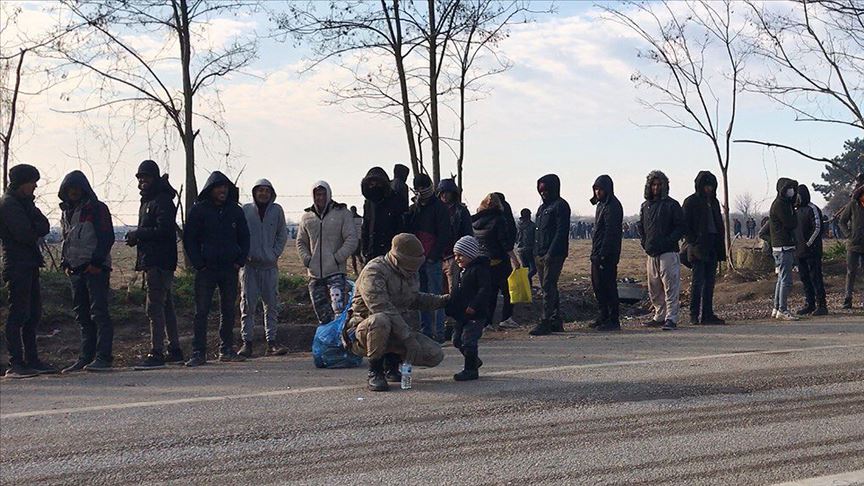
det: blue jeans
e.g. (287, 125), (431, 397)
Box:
(772, 249), (795, 312)
(419, 260), (444, 340)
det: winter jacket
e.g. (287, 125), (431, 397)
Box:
(243, 179), (288, 269)
(183, 171), (250, 271)
(496, 193), (518, 247)
(297, 181), (359, 279)
(682, 171), (727, 262)
(443, 203), (473, 259)
(516, 218), (536, 252)
(839, 185), (864, 254)
(794, 185), (823, 259)
(769, 178), (799, 248)
(58, 171), (115, 272)
(392, 164), (410, 214)
(590, 175), (623, 264)
(472, 208), (515, 261)
(361, 167), (405, 260)
(0, 189), (50, 269)
(636, 170), (685, 257)
(130, 174), (178, 271)
(535, 174), (571, 258)
(445, 256), (493, 321)
(404, 195), (451, 262)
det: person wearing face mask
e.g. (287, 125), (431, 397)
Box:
(529, 174), (571, 336)
(767, 178), (799, 321)
(360, 167), (404, 261)
(794, 184), (827, 316)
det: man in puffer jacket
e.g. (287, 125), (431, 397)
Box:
(839, 183), (864, 308)
(297, 181), (358, 326)
(768, 178), (799, 321)
(183, 171), (250, 366)
(589, 174), (623, 332)
(636, 170), (685, 331)
(682, 171), (726, 325)
(238, 179), (289, 358)
(345, 233), (449, 391)
(360, 167), (404, 261)
(58, 170), (116, 373)
(529, 174), (571, 336)
(794, 184), (827, 316)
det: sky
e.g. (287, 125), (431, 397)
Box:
(2, 1), (860, 227)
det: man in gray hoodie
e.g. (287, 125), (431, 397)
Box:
(238, 179), (289, 358)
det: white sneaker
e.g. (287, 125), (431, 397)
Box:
(771, 309), (778, 319)
(499, 318), (520, 329)
(776, 310), (798, 321)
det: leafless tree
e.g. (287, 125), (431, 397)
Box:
(601, 0), (751, 262)
(734, 191), (760, 218)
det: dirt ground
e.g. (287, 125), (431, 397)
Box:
(0, 237), (859, 368)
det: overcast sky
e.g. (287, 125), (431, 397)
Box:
(4, 1), (859, 226)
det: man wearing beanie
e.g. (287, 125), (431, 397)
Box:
(404, 173), (451, 342)
(345, 233), (449, 391)
(445, 235), (492, 381)
(127, 160), (184, 369)
(0, 164), (56, 378)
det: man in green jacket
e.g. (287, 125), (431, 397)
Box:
(840, 184), (864, 308)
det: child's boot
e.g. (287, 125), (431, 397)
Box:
(454, 347), (479, 381)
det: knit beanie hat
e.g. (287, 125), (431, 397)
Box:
(413, 173), (434, 201)
(453, 236), (481, 260)
(388, 233), (426, 273)
(136, 159), (160, 178)
(9, 164), (40, 190)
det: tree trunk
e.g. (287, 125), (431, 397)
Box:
(427, 0), (441, 185)
(456, 74), (466, 192)
(178, 0), (197, 218)
(721, 167), (732, 263)
(390, 0), (420, 176)
(2, 49), (25, 193)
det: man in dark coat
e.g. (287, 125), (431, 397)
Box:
(516, 208), (537, 286)
(588, 175), (623, 331)
(0, 164), (55, 378)
(126, 160), (183, 369)
(361, 167), (404, 261)
(529, 174), (571, 336)
(767, 178), (799, 320)
(182, 171), (250, 366)
(794, 184), (827, 316)
(392, 164), (410, 214)
(681, 171), (726, 325)
(839, 184), (864, 308)
(437, 178), (473, 340)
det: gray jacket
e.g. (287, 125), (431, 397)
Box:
(243, 179), (288, 268)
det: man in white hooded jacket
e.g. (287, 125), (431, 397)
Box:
(297, 181), (359, 325)
(239, 179), (289, 358)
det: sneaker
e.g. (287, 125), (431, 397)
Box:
(776, 310), (799, 321)
(661, 320), (677, 331)
(812, 306), (828, 316)
(185, 353), (207, 367)
(4, 365), (39, 379)
(701, 315), (727, 325)
(367, 371), (389, 392)
(83, 357), (113, 372)
(529, 321), (552, 336)
(62, 358), (90, 374)
(26, 360), (59, 375)
(166, 348), (185, 364)
(266, 342), (288, 356)
(453, 369), (479, 381)
(499, 318), (520, 329)
(796, 305), (815, 316)
(219, 350), (246, 362)
(643, 319), (664, 328)
(771, 309), (778, 319)
(238, 341), (253, 358)
(134, 353), (166, 371)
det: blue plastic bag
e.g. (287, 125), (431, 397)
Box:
(312, 281), (363, 369)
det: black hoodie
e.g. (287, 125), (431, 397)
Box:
(535, 174), (571, 258)
(637, 170), (685, 257)
(590, 175), (623, 263)
(182, 171), (249, 270)
(360, 166), (405, 260)
(130, 163), (178, 271)
(682, 171), (726, 262)
(391, 164), (410, 214)
(768, 177), (798, 248)
(58, 170), (115, 271)
(794, 184), (823, 259)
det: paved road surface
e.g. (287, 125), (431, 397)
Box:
(2, 320), (863, 485)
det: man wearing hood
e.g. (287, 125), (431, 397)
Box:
(588, 175), (623, 332)
(529, 174), (571, 336)
(238, 179), (288, 358)
(126, 160), (183, 370)
(682, 171), (727, 325)
(58, 170), (116, 373)
(183, 171), (250, 366)
(0, 164), (55, 378)
(404, 174), (452, 341)
(637, 171), (685, 330)
(297, 181), (358, 327)
(516, 208), (537, 287)
(437, 178), (473, 339)
(839, 183), (864, 308)
(794, 184), (827, 316)
(392, 163), (410, 214)
(345, 233), (449, 391)
(765, 178), (799, 320)
(360, 167), (405, 261)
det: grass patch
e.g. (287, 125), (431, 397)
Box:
(824, 241), (847, 262)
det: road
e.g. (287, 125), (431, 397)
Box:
(2, 319), (863, 485)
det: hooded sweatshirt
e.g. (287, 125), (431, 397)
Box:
(535, 174), (571, 258)
(58, 170), (115, 271)
(361, 167), (404, 260)
(682, 171), (726, 262)
(132, 161), (178, 271)
(637, 170), (685, 257)
(297, 180), (359, 279)
(794, 185), (823, 259)
(590, 175), (623, 263)
(392, 164), (410, 214)
(243, 179), (288, 268)
(437, 178), (473, 259)
(839, 184), (864, 253)
(769, 177), (799, 249)
(182, 171), (250, 270)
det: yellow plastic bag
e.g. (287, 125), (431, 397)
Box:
(508, 267), (532, 304)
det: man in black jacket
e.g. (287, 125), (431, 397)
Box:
(529, 174), (571, 336)
(794, 184), (827, 316)
(767, 178), (799, 321)
(361, 167), (404, 261)
(839, 184), (864, 308)
(404, 173), (451, 341)
(392, 164), (410, 214)
(588, 175), (623, 331)
(682, 171), (726, 325)
(126, 160), (183, 369)
(0, 165), (56, 378)
(183, 171), (250, 366)
(516, 208), (537, 286)
(637, 171), (685, 331)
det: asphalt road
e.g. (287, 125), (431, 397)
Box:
(2, 319), (863, 485)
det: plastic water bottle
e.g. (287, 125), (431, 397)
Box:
(400, 362), (413, 390)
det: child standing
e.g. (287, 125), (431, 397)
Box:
(446, 236), (493, 381)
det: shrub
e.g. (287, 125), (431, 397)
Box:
(824, 241), (847, 262)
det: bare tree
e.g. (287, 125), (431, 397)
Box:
(734, 191), (760, 218)
(601, 0), (750, 262)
